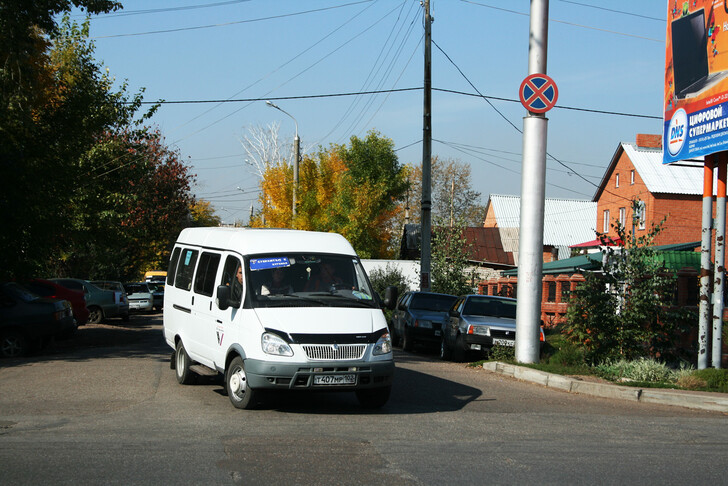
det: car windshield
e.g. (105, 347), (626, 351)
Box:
(463, 297), (517, 319)
(246, 253), (377, 309)
(2, 282), (40, 302)
(409, 293), (457, 312)
(147, 283), (164, 292)
(124, 284), (148, 294)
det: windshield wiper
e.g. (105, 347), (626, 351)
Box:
(306, 293), (376, 307)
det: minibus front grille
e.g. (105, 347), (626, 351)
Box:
(302, 344), (366, 360)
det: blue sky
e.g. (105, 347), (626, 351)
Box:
(75, 0), (666, 225)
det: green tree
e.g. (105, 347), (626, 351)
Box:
(563, 214), (686, 363)
(0, 13), (141, 279)
(190, 199), (222, 228)
(252, 130), (409, 258)
(431, 217), (474, 296)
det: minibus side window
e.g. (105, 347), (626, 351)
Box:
(221, 256), (243, 307)
(175, 249), (199, 291)
(167, 247), (181, 286)
(194, 252), (221, 297)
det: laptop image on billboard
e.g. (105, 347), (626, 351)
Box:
(672, 8), (728, 99)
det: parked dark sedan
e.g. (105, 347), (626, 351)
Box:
(21, 278), (90, 326)
(390, 291), (458, 351)
(0, 282), (75, 358)
(440, 294), (544, 361)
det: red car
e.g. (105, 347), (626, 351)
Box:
(21, 279), (90, 326)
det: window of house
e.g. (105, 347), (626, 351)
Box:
(634, 201), (646, 230)
(630, 170), (635, 185)
(615, 173), (620, 188)
(547, 281), (556, 302)
(603, 209), (610, 233)
(619, 207), (626, 227)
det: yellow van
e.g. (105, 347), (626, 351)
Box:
(144, 270), (167, 283)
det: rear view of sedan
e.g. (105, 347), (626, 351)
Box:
(123, 283), (154, 313)
(440, 294), (544, 361)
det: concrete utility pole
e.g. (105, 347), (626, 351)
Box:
(713, 158), (726, 368)
(265, 100), (300, 219)
(515, 0), (550, 364)
(420, 0), (432, 292)
(699, 156), (714, 369)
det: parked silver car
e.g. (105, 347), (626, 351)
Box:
(52, 279), (129, 324)
(440, 294), (544, 361)
(123, 282), (154, 313)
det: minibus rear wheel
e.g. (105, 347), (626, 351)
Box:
(175, 341), (196, 385)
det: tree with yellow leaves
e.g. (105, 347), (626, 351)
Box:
(251, 131), (408, 258)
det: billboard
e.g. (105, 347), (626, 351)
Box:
(664, 1), (728, 163)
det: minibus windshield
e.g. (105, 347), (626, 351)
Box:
(246, 253), (378, 308)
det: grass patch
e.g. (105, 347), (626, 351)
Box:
(472, 329), (728, 393)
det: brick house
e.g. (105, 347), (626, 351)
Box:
(594, 133), (707, 245)
(483, 194), (597, 263)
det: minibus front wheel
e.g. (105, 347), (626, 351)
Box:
(226, 356), (259, 409)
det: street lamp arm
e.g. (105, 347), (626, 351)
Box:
(266, 100), (298, 138)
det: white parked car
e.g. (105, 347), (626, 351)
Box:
(122, 282), (154, 313)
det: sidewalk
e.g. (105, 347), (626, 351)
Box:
(482, 361), (728, 413)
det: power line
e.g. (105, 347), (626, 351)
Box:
(91, 1), (375, 39)
(557, 0), (666, 22)
(126, 86), (660, 120)
(459, 0), (663, 43)
(83, 0), (253, 19)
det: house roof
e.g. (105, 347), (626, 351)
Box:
(593, 142), (707, 200)
(503, 241), (700, 276)
(398, 224), (515, 267)
(486, 194), (598, 247)
(462, 227), (515, 267)
(503, 254), (601, 276)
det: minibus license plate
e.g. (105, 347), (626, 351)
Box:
(314, 374), (356, 386)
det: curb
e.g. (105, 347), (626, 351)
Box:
(482, 361), (728, 413)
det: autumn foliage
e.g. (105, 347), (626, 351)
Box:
(251, 131), (409, 258)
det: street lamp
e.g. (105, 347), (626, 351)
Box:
(265, 100), (300, 219)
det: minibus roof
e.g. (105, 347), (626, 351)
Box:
(175, 228), (358, 256)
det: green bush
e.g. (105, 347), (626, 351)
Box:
(691, 368), (728, 392)
(489, 344), (515, 362)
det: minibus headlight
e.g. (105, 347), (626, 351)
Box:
(261, 332), (293, 357)
(373, 332), (392, 356)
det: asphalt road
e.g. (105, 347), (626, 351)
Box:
(0, 313), (726, 485)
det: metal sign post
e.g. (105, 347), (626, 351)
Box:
(515, 0), (552, 364)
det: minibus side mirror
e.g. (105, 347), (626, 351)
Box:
(216, 285), (231, 310)
(383, 286), (398, 310)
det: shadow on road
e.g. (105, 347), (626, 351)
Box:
(205, 351), (483, 415)
(0, 313), (169, 369)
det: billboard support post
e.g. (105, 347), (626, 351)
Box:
(713, 156), (726, 368)
(700, 156), (714, 369)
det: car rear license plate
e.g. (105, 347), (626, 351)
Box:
(314, 374), (356, 386)
(493, 338), (515, 347)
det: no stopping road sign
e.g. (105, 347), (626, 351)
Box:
(519, 73), (558, 113)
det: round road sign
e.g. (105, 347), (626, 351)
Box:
(519, 73), (558, 113)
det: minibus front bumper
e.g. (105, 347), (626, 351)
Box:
(244, 358), (394, 390)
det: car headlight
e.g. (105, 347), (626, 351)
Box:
(261, 332), (293, 357)
(467, 325), (490, 336)
(373, 332), (392, 356)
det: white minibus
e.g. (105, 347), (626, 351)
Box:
(163, 227), (395, 409)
